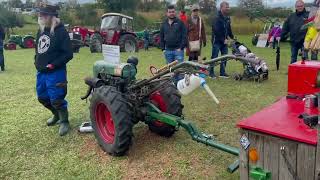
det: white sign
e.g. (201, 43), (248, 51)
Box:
(256, 34), (269, 48)
(102, 44), (120, 64)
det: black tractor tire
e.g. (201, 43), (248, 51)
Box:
(90, 86), (133, 156)
(252, 34), (259, 46)
(23, 37), (35, 48)
(147, 83), (184, 137)
(90, 33), (103, 53)
(119, 34), (139, 52)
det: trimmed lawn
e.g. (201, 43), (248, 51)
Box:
(0, 35), (292, 179)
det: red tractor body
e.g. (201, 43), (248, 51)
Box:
(71, 26), (95, 46)
(71, 13), (141, 53)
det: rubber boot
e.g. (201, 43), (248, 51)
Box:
(47, 107), (60, 126)
(58, 108), (70, 136)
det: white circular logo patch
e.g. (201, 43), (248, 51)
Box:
(38, 35), (50, 54)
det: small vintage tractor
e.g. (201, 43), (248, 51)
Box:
(82, 55), (270, 172)
(4, 34), (35, 50)
(71, 13), (141, 53)
(135, 22), (162, 48)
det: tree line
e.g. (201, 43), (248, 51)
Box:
(0, 0), (293, 32)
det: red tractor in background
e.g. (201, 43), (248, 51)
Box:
(71, 13), (141, 53)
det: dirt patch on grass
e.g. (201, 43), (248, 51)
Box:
(80, 135), (113, 163)
(79, 124), (221, 179)
(122, 128), (174, 179)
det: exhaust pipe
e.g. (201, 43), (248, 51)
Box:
(84, 77), (104, 88)
(81, 77), (104, 100)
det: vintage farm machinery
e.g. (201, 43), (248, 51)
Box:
(4, 34), (35, 50)
(71, 13), (141, 53)
(81, 54), (271, 173)
(135, 22), (162, 48)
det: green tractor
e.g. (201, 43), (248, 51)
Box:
(81, 54), (268, 172)
(4, 34), (35, 50)
(135, 22), (162, 48)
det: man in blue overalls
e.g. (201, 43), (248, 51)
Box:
(35, 4), (73, 136)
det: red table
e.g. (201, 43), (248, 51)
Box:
(237, 97), (318, 145)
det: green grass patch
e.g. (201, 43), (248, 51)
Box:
(0, 35), (292, 179)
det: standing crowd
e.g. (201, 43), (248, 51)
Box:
(160, 1), (233, 79)
(160, 0), (320, 79)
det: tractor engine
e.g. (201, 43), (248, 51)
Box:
(90, 58), (138, 93)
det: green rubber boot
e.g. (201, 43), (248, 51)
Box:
(47, 107), (60, 126)
(58, 108), (70, 136)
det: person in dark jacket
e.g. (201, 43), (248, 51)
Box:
(0, 24), (5, 71)
(281, 0), (309, 64)
(210, 1), (234, 78)
(160, 5), (187, 64)
(35, 4), (73, 136)
(143, 27), (150, 51)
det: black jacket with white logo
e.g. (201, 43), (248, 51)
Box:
(35, 23), (73, 72)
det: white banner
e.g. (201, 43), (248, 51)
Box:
(102, 44), (120, 64)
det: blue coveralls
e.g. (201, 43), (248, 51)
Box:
(36, 68), (68, 110)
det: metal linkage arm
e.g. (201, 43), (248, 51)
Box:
(145, 103), (240, 172)
(203, 55), (262, 67)
(130, 61), (209, 89)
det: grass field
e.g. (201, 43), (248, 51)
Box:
(0, 35), (293, 179)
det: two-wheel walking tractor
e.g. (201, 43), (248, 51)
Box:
(82, 54), (271, 174)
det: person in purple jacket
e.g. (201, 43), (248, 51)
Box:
(268, 23), (282, 49)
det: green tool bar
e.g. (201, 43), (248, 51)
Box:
(146, 103), (239, 156)
(147, 111), (178, 127)
(177, 118), (240, 156)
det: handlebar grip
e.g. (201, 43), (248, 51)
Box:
(157, 60), (179, 73)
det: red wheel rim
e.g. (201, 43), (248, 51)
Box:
(9, 43), (16, 50)
(25, 39), (34, 48)
(150, 92), (167, 126)
(95, 102), (115, 143)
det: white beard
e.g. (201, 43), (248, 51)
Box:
(38, 17), (46, 33)
(37, 16), (61, 35)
